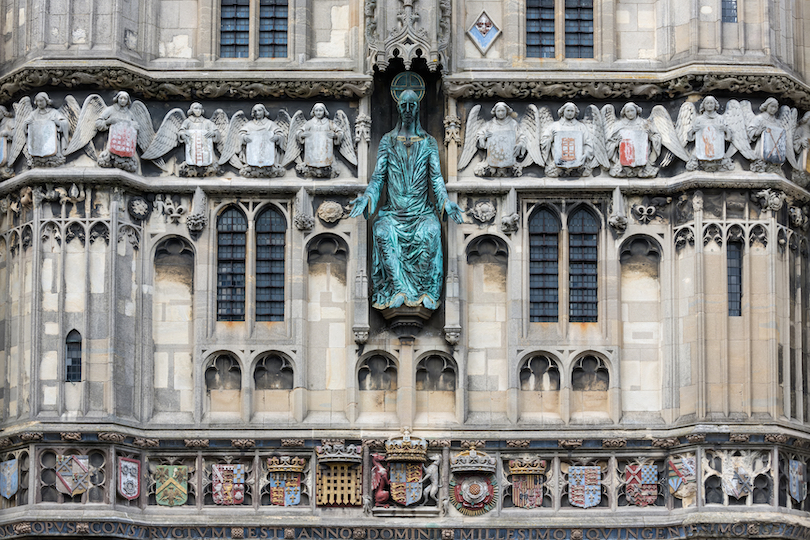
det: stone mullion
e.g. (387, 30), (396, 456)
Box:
(694, 202), (706, 419)
(107, 196), (119, 422)
(719, 227), (729, 417)
(662, 224), (678, 421)
(31, 200), (45, 418)
(245, 219), (256, 333)
(742, 225), (753, 418)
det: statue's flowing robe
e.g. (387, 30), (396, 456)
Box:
(363, 130), (450, 310)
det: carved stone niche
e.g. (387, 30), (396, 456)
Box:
(367, 0), (450, 73)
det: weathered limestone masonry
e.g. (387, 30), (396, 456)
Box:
(1, 0), (810, 539)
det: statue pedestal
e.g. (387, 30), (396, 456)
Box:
(380, 306), (433, 338)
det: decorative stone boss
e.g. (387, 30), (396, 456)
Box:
(350, 88), (464, 318)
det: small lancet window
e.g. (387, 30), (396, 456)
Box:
(65, 330), (82, 382)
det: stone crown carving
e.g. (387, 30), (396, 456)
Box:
(508, 458), (547, 475)
(384, 434), (428, 462)
(316, 442), (363, 463)
(450, 447), (496, 474)
(267, 456), (306, 473)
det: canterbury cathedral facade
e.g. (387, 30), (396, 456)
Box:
(1, 0), (810, 538)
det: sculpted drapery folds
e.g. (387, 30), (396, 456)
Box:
(540, 102), (594, 177)
(350, 89), (464, 312)
(22, 92), (70, 167)
(606, 102), (662, 178)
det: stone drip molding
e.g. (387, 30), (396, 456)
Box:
(0, 62), (373, 103)
(443, 69), (810, 110)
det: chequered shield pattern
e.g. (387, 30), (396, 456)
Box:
(569, 466), (601, 508)
(212, 464), (245, 505)
(625, 464), (657, 507)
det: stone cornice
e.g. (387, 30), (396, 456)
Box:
(443, 65), (810, 109)
(0, 60), (373, 103)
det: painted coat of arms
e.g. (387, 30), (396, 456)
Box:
(508, 459), (546, 509)
(155, 465), (188, 506)
(667, 455), (696, 502)
(449, 447), (497, 516)
(569, 466), (601, 508)
(108, 122), (137, 157)
(267, 456), (305, 506)
(389, 462), (423, 506)
(625, 463), (658, 507)
(0, 458), (18, 499)
(789, 459), (807, 503)
(56, 455), (91, 496)
(212, 464), (245, 505)
(618, 129), (649, 167)
(761, 127), (787, 164)
(118, 457), (140, 501)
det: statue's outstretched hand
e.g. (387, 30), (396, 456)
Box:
(445, 201), (465, 224)
(349, 195), (369, 218)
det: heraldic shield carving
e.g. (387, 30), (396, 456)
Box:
(212, 464), (245, 505)
(789, 459), (807, 503)
(0, 458), (18, 499)
(56, 455), (91, 497)
(667, 455), (696, 501)
(450, 447), (497, 516)
(508, 459), (546, 509)
(568, 466), (601, 508)
(385, 433), (428, 507)
(267, 456), (305, 506)
(118, 457), (140, 501)
(155, 465), (189, 506)
(625, 463), (658, 507)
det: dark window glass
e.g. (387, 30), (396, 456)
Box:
(728, 241), (743, 316)
(529, 208), (560, 322)
(527, 0), (555, 58)
(256, 206), (286, 321)
(65, 330), (82, 382)
(221, 0), (250, 58)
(722, 0), (738, 22)
(217, 208), (247, 321)
(569, 208), (598, 322)
(259, 0), (288, 57)
(564, 0), (594, 58)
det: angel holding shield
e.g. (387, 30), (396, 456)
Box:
(22, 92), (70, 168)
(63, 91), (154, 173)
(216, 104), (289, 178)
(540, 102), (594, 177)
(607, 102), (662, 178)
(458, 102), (542, 177)
(283, 103), (356, 178)
(747, 97), (795, 173)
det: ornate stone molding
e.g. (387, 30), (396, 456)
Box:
(97, 432), (126, 443)
(651, 437), (678, 448)
(603, 438), (627, 448)
(281, 438), (305, 447)
(232, 439), (255, 449)
(765, 433), (789, 444)
(133, 437), (159, 448)
(506, 439), (530, 448)
(0, 64), (373, 102)
(559, 439), (583, 449)
(185, 439), (210, 448)
(685, 434), (705, 444)
(443, 71), (810, 109)
(61, 432), (82, 442)
(369, 0), (449, 72)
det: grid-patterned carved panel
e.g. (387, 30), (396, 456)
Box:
(316, 463), (361, 506)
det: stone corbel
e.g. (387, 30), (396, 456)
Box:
(500, 188), (519, 235)
(443, 270), (460, 346)
(353, 269), (370, 345)
(294, 187), (315, 231)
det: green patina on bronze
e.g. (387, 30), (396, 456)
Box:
(351, 88), (464, 311)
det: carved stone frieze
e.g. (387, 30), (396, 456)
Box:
(461, 440), (485, 449)
(232, 439), (255, 449)
(765, 433), (789, 444)
(133, 437), (159, 448)
(429, 439), (451, 448)
(281, 439), (305, 447)
(184, 439), (209, 448)
(0, 66), (372, 102)
(61, 432), (82, 442)
(729, 434), (750, 443)
(12, 523), (30, 535)
(506, 440), (530, 448)
(559, 439), (583, 449)
(685, 434), (705, 444)
(0, 437), (11, 447)
(98, 432), (126, 443)
(20, 432), (43, 441)
(603, 438), (627, 448)
(651, 437), (678, 448)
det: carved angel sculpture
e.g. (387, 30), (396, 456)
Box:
(458, 102), (542, 177)
(793, 112), (810, 185)
(9, 92), (74, 169)
(540, 102), (609, 177)
(142, 102), (226, 177)
(64, 91), (155, 173)
(606, 102), (663, 178)
(0, 105), (15, 177)
(283, 103), (357, 178)
(741, 97), (798, 174)
(218, 104), (290, 178)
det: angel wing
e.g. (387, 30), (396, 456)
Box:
(130, 101), (156, 151)
(584, 104), (609, 169)
(518, 104), (547, 168)
(335, 110), (358, 166)
(674, 102), (696, 147)
(724, 100), (757, 160)
(141, 108), (186, 160)
(601, 104), (616, 140)
(8, 97), (32, 166)
(457, 105), (484, 171)
(650, 105), (690, 164)
(60, 95), (96, 160)
(65, 94), (106, 156)
(217, 110), (248, 166)
(282, 111), (306, 167)
(276, 110), (291, 143)
(779, 105), (799, 169)
(211, 109), (229, 144)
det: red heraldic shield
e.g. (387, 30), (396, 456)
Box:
(108, 122), (137, 157)
(212, 464), (245, 505)
(625, 464), (657, 507)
